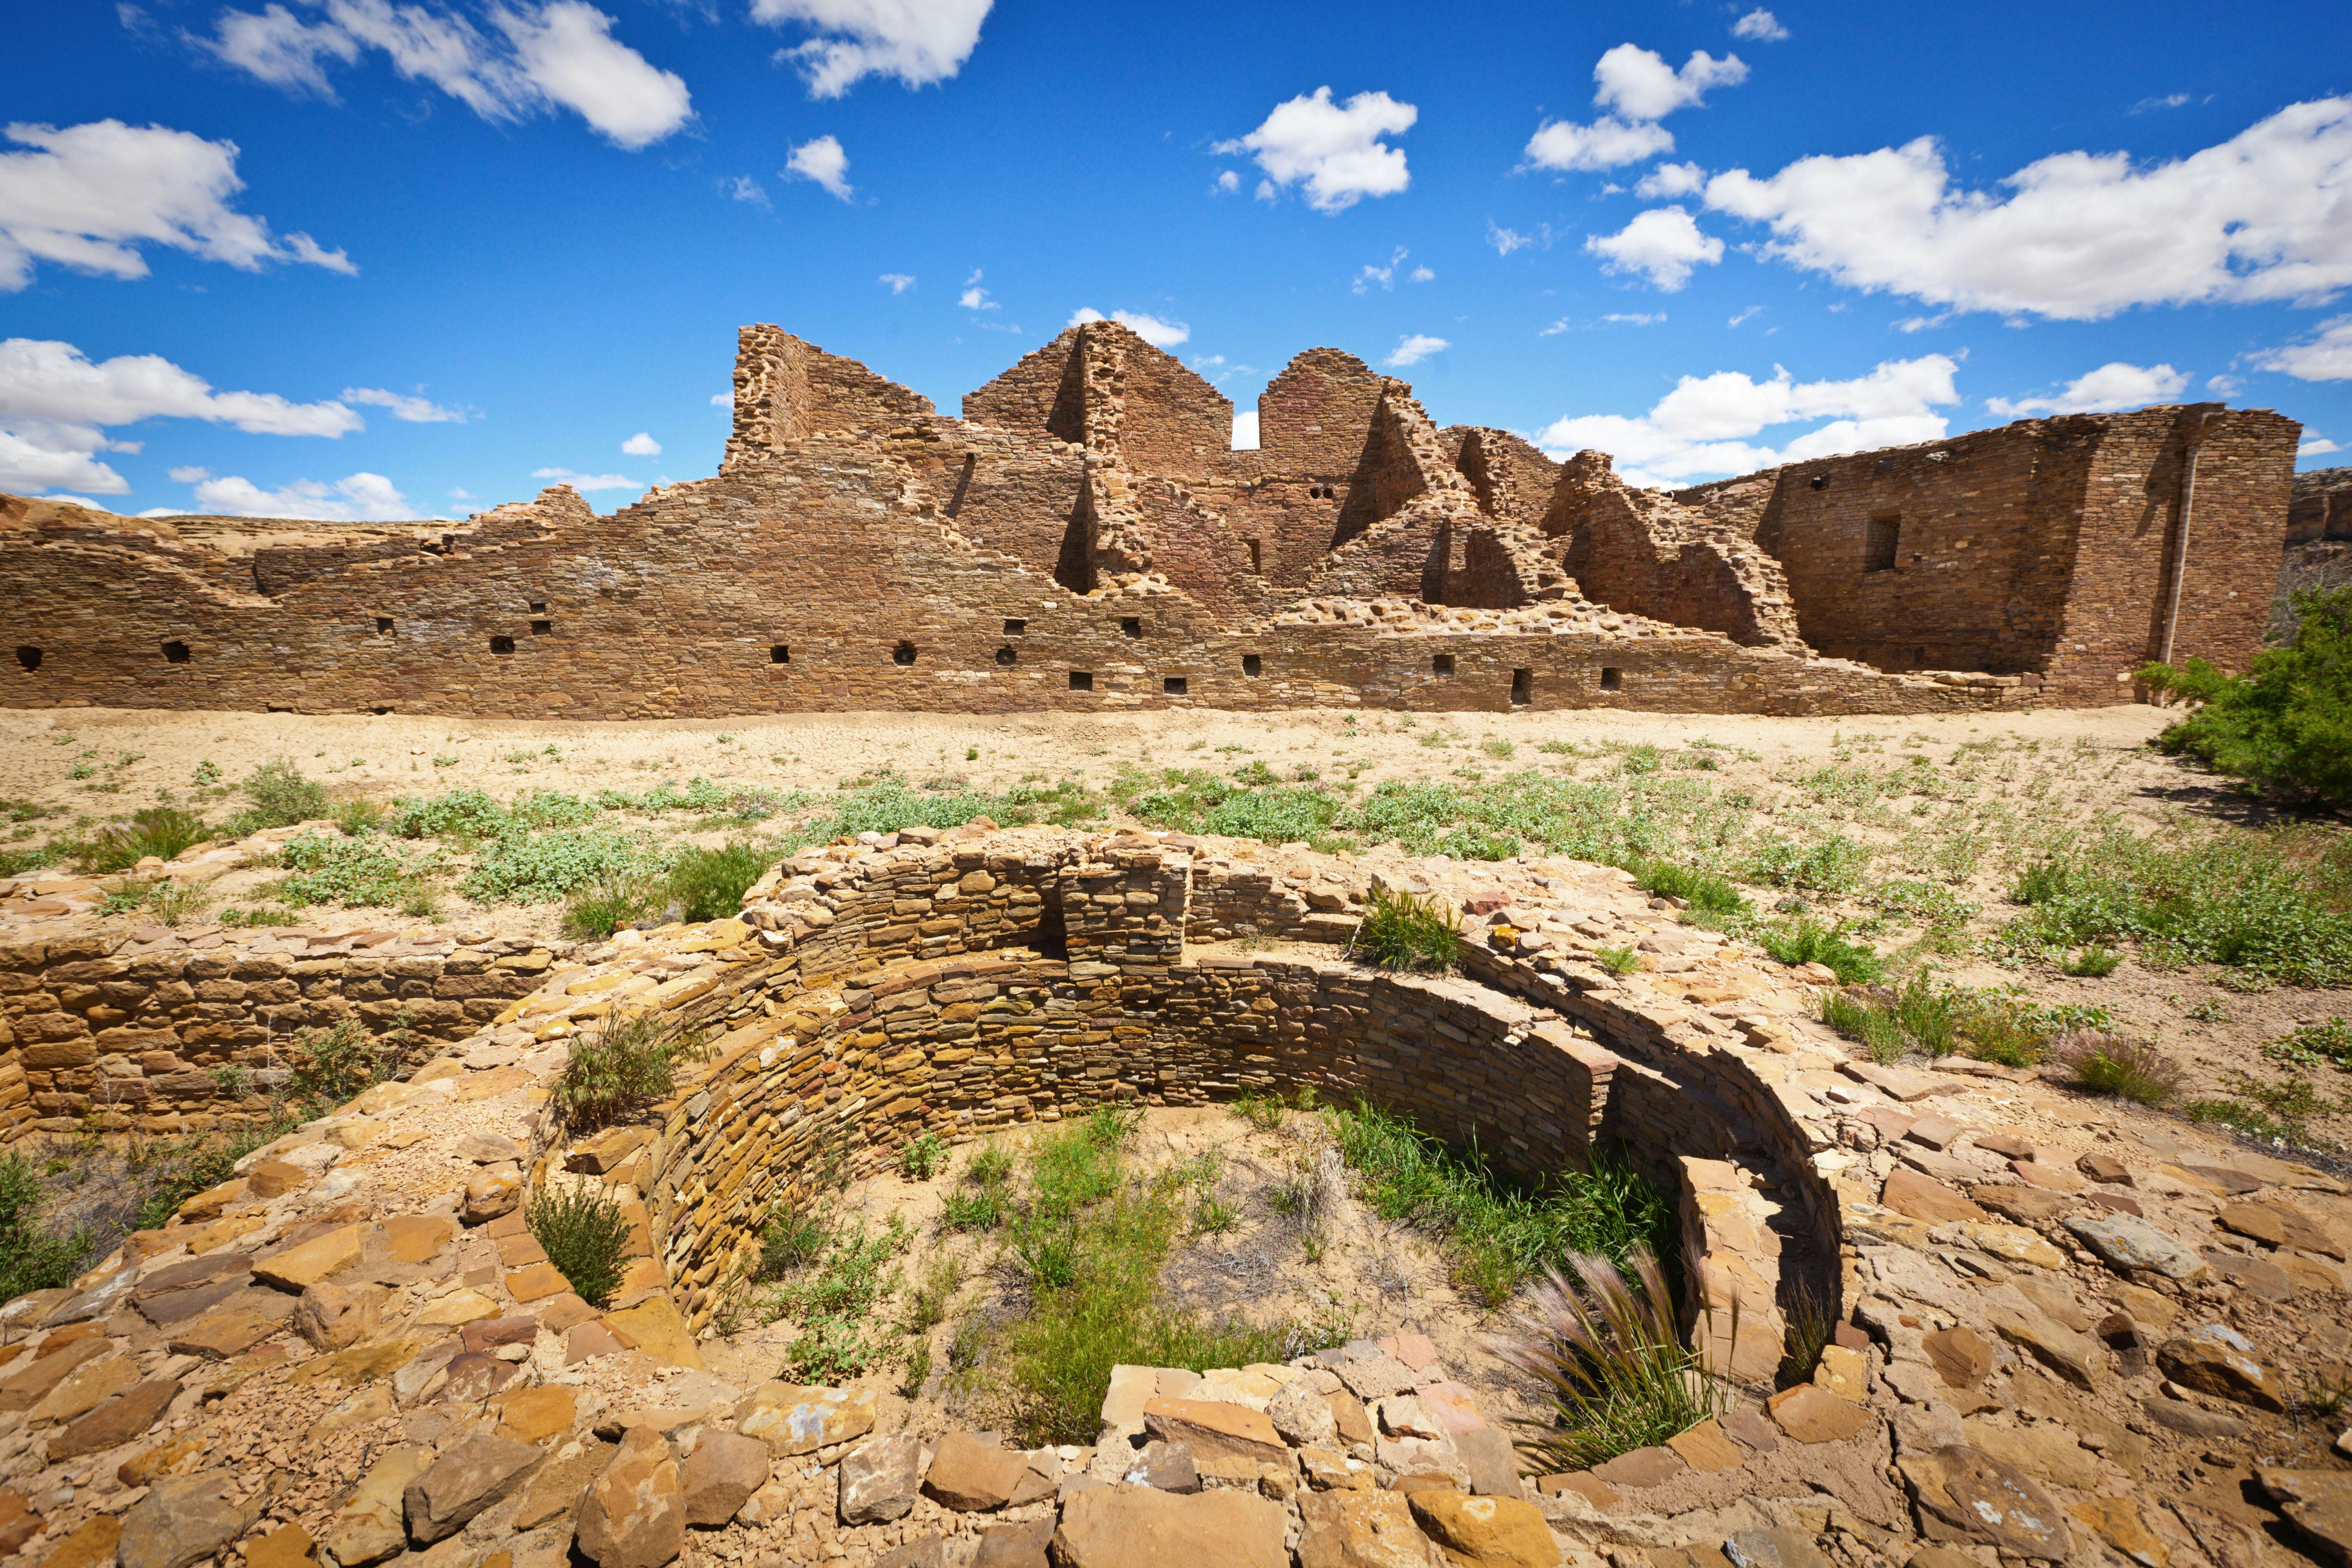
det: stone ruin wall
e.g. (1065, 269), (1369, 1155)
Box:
(2289, 466), (2352, 544)
(0, 319), (2303, 722)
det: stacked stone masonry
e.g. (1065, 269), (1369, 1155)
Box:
(5, 821), (2352, 1568)
(0, 320), (2300, 718)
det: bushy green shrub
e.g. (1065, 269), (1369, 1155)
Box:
(1756, 918), (1883, 983)
(2141, 583), (2352, 805)
(464, 828), (650, 904)
(77, 807), (209, 872)
(668, 842), (769, 923)
(0, 1153), (90, 1305)
(2053, 1032), (2182, 1106)
(272, 831), (434, 907)
(526, 1184), (633, 1307)
(224, 761), (329, 835)
(288, 1019), (394, 1110)
(561, 869), (660, 939)
(1629, 858), (1749, 918)
(1740, 834), (1870, 895)
(332, 799), (385, 837)
(551, 1010), (705, 1130)
(1356, 888), (1462, 971)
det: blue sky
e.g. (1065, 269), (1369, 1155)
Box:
(4, 0), (2349, 518)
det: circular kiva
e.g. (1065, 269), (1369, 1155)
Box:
(532, 823), (1834, 1382)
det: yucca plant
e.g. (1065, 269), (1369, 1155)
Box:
(1499, 1247), (1723, 1472)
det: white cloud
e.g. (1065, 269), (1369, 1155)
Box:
(0, 118), (352, 290)
(1585, 206), (1723, 289)
(1522, 116), (1674, 174)
(1703, 97), (2352, 320)
(1592, 44), (1748, 121)
(2131, 93), (2193, 114)
(1067, 307), (1189, 349)
(1605, 312), (1664, 325)
(878, 271), (914, 292)
(621, 431), (660, 455)
(1213, 170), (1240, 194)
(1214, 86), (1416, 214)
(1727, 305), (1762, 327)
(1732, 9), (1789, 41)
(1537, 353), (1961, 487)
(1488, 222), (1535, 255)
(1635, 160), (1705, 198)
(1354, 245), (1408, 293)
(1985, 361), (2190, 418)
(531, 465), (638, 491)
(753, 0), (991, 98)
(168, 464), (212, 482)
(1409, 265), (1434, 283)
(343, 386), (466, 422)
(2206, 373), (2243, 395)
(723, 175), (769, 206)
(1385, 334), (1449, 368)
(0, 337), (359, 494)
(190, 470), (410, 519)
(495, 2), (692, 149)
(2251, 314), (2352, 380)
(959, 268), (996, 311)
(2300, 434), (2342, 455)
(784, 134), (852, 199)
(201, 0), (692, 150)
(709, 391), (732, 406)
(1231, 410), (1260, 451)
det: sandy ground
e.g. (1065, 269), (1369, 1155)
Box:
(5, 699), (2349, 1150)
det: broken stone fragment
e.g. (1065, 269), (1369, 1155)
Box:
(2156, 1324), (2287, 1411)
(404, 1433), (542, 1545)
(1049, 1484), (1287, 1568)
(679, 1430), (768, 1527)
(1295, 1489), (1429, 1568)
(923, 1431), (1034, 1512)
(1898, 1444), (2071, 1560)
(2065, 1212), (2206, 1280)
(48, 1377), (180, 1462)
(296, 1282), (380, 1350)
(575, 1426), (686, 1568)
(117, 1470), (267, 1568)
(838, 1433), (922, 1525)
(462, 1164), (523, 1225)
(1406, 1490), (1564, 1568)
(733, 1381), (875, 1456)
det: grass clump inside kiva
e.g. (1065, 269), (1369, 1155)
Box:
(957, 1104), (1290, 1447)
(224, 760), (330, 836)
(2140, 583), (2352, 807)
(0, 1151), (92, 1303)
(668, 842), (769, 923)
(1328, 1102), (1677, 1309)
(1500, 1248), (1724, 1471)
(551, 1010), (706, 1132)
(1816, 974), (2107, 1068)
(526, 1183), (634, 1308)
(73, 807), (210, 873)
(1755, 918), (1883, 984)
(1354, 888), (1462, 971)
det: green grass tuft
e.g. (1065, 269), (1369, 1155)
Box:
(1356, 888), (1462, 971)
(526, 1183), (633, 1308)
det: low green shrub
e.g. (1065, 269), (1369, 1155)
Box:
(1628, 859), (1749, 918)
(900, 1132), (949, 1181)
(76, 807), (209, 872)
(287, 1019), (394, 1111)
(0, 1152), (90, 1305)
(561, 869), (660, 939)
(1594, 944), (1640, 976)
(272, 831), (435, 907)
(1819, 988), (1903, 1063)
(526, 1184), (633, 1307)
(224, 761), (329, 836)
(551, 1010), (705, 1131)
(332, 798), (385, 837)
(668, 842), (769, 923)
(1499, 1248), (1723, 1471)
(2053, 1032), (2182, 1106)
(1741, 834), (1869, 895)
(1757, 918), (1883, 983)
(2141, 583), (2352, 805)
(2263, 1017), (2352, 1072)
(465, 828), (652, 905)
(2062, 945), (2123, 977)
(1356, 888), (1462, 971)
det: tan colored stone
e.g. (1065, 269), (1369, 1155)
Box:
(1963, 1222), (2066, 1271)
(1050, 1484), (1287, 1568)
(1765, 1383), (1871, 1444)
(48, 1377), (179, 1461)
(295, 1281), (379, 1350)
(734, 1382), (874, 1456)
(1143, 1397), (1287, 1470)
(601, 1297), (700, 1369)
(1879, 1168), (1986, 1225)
(243, 1524), (315, 1568)
(575, 1426), (685, 1568)
(1296, 1489), (1440, 1568)
(30, 1354), (136, 1426)
(922, 1432), (1031, 1512)
(1812, 1344), (1867, 1401)
(36, 1514), (123, 1568)
(493, 1385), (578, 1444)
(504, 1262), (568, 1302)
(2070, 1497), (2168, 1565)
(381, 1215), (453, 1264)
(1664, 1419), (1743, 1474)
(166, 1307), (277, 1361)
(1961, 1418), (2095, 1489)
(1589, 1447), (1685, 1488)
(2158, 1325), (2287, 1411)
(251, 1224), (365, 1291)
(413, 1287), (500, 1326)
(1406, 1491), (1562, 1568)
(244, 1161), (307, 1199)
(1922, 1326), (1991, 1389)
(322, 1446), (428, 1568)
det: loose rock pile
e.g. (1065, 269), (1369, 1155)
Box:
(1, 822), (2349, 1568)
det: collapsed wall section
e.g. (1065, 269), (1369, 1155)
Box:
(722, 325), (936, 469)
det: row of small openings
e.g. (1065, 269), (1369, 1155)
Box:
(1308, 484), (1338, 500)
(13, 642), (193, 670)
(1430, 652), (1618, 692)
(1066, 672), (1190, 695)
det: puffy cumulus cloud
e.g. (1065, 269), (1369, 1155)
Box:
(1593, 44), (1747, 121)
(2299, 433), (2342, 455)
(1585, 206), (1723, 290)
(1536, 353), (1961, 487)
(0, 119), (352, 291)
(2252, 314), (2352, 381)
(1985, 362), (2189, 418)
(199, 0), (692, 150)
(753, 0), (991, 98)
(189, 469), (411, 520)
(1231, 410), (1260, 451)
(784, 134), (852, 199)
(1215, 87), (1416, 214)
(1635, 161), (1705, 198)
(1732, 10), (1789, 41)
(343, 386), (465, 422)
(959, 269), (995, 310)
(1385, 334), (1449, 368)
(621, 431), (660, 455)
(1703, 98), (2352, 320)
(531, 465), (638, 491)
(1523, 116), (1673, 174)
(0, 337), (359, 495)
(1067, 307), (1189, 349)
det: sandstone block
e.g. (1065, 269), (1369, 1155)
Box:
(1049, 1484), (1287, 1568)
(922, 1431), (1030, 1512)
(1765, 1384), (1870, 1444)
(681, 1431), (768, 1527)
(734, 1381), (874, 1456)
(117, 1470), (265, 1568)
(295, 1282), (379, 1350)
(404, 1434), (542, 1545)
(1898, 1444), (2071, 1559)
(252, 1224), (365, 1291)
(1406, 1490), (1563, 1568)
(576, 1426), (685, 1568)
(2158, 1324), (2287, 1411)
(48, 1377), (179, 1461)
(1142, 1397), (1286, 1470)
(1295, 1489), (1433, 1568)
(839, 1434), (922, 1525)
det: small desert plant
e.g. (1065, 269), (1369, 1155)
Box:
(2062, 945), (2124, 977)
(526, 1183), (634, 1307)
(1820, 988), (1904, 1064)
(0, 1152), (91, 1305)
(1628, 859), (1749, 920)
(150, 881), (210, 927)
(287, 1019), (394, 1111)
(561, 868), (660, 939)
(1501, 1248), (1724, 1472)
(1229, 1093), (1285, 1132)
(2140, 583), (2352, 805)
(551, 1010), (706, 1130)
(1594, 944), (1641, 975)
(1356, 888), (1462, 971)
(1757, 918), (1883, 984)
(668, 841), (769, 923)
(905, 1255), (964, 1334)
(226, 761), (330, 835)
(1775, 1284), (1834, 1390)
(2052, 1031), (2182, 1106)
(900, 1132), (950, 1181)
(76, 807), (211, 873)
(756, 1202), (831, 1279)
(332, 798), (386, 836)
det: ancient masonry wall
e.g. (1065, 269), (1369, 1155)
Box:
(2289, 466), (2352, 544)
(479, 828), (1824, 1386)
(0, 930), (563, 1135)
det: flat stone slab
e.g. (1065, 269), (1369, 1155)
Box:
(1765, 1383), (1871, 1444)
(2066, 1212), (2206, 1279)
